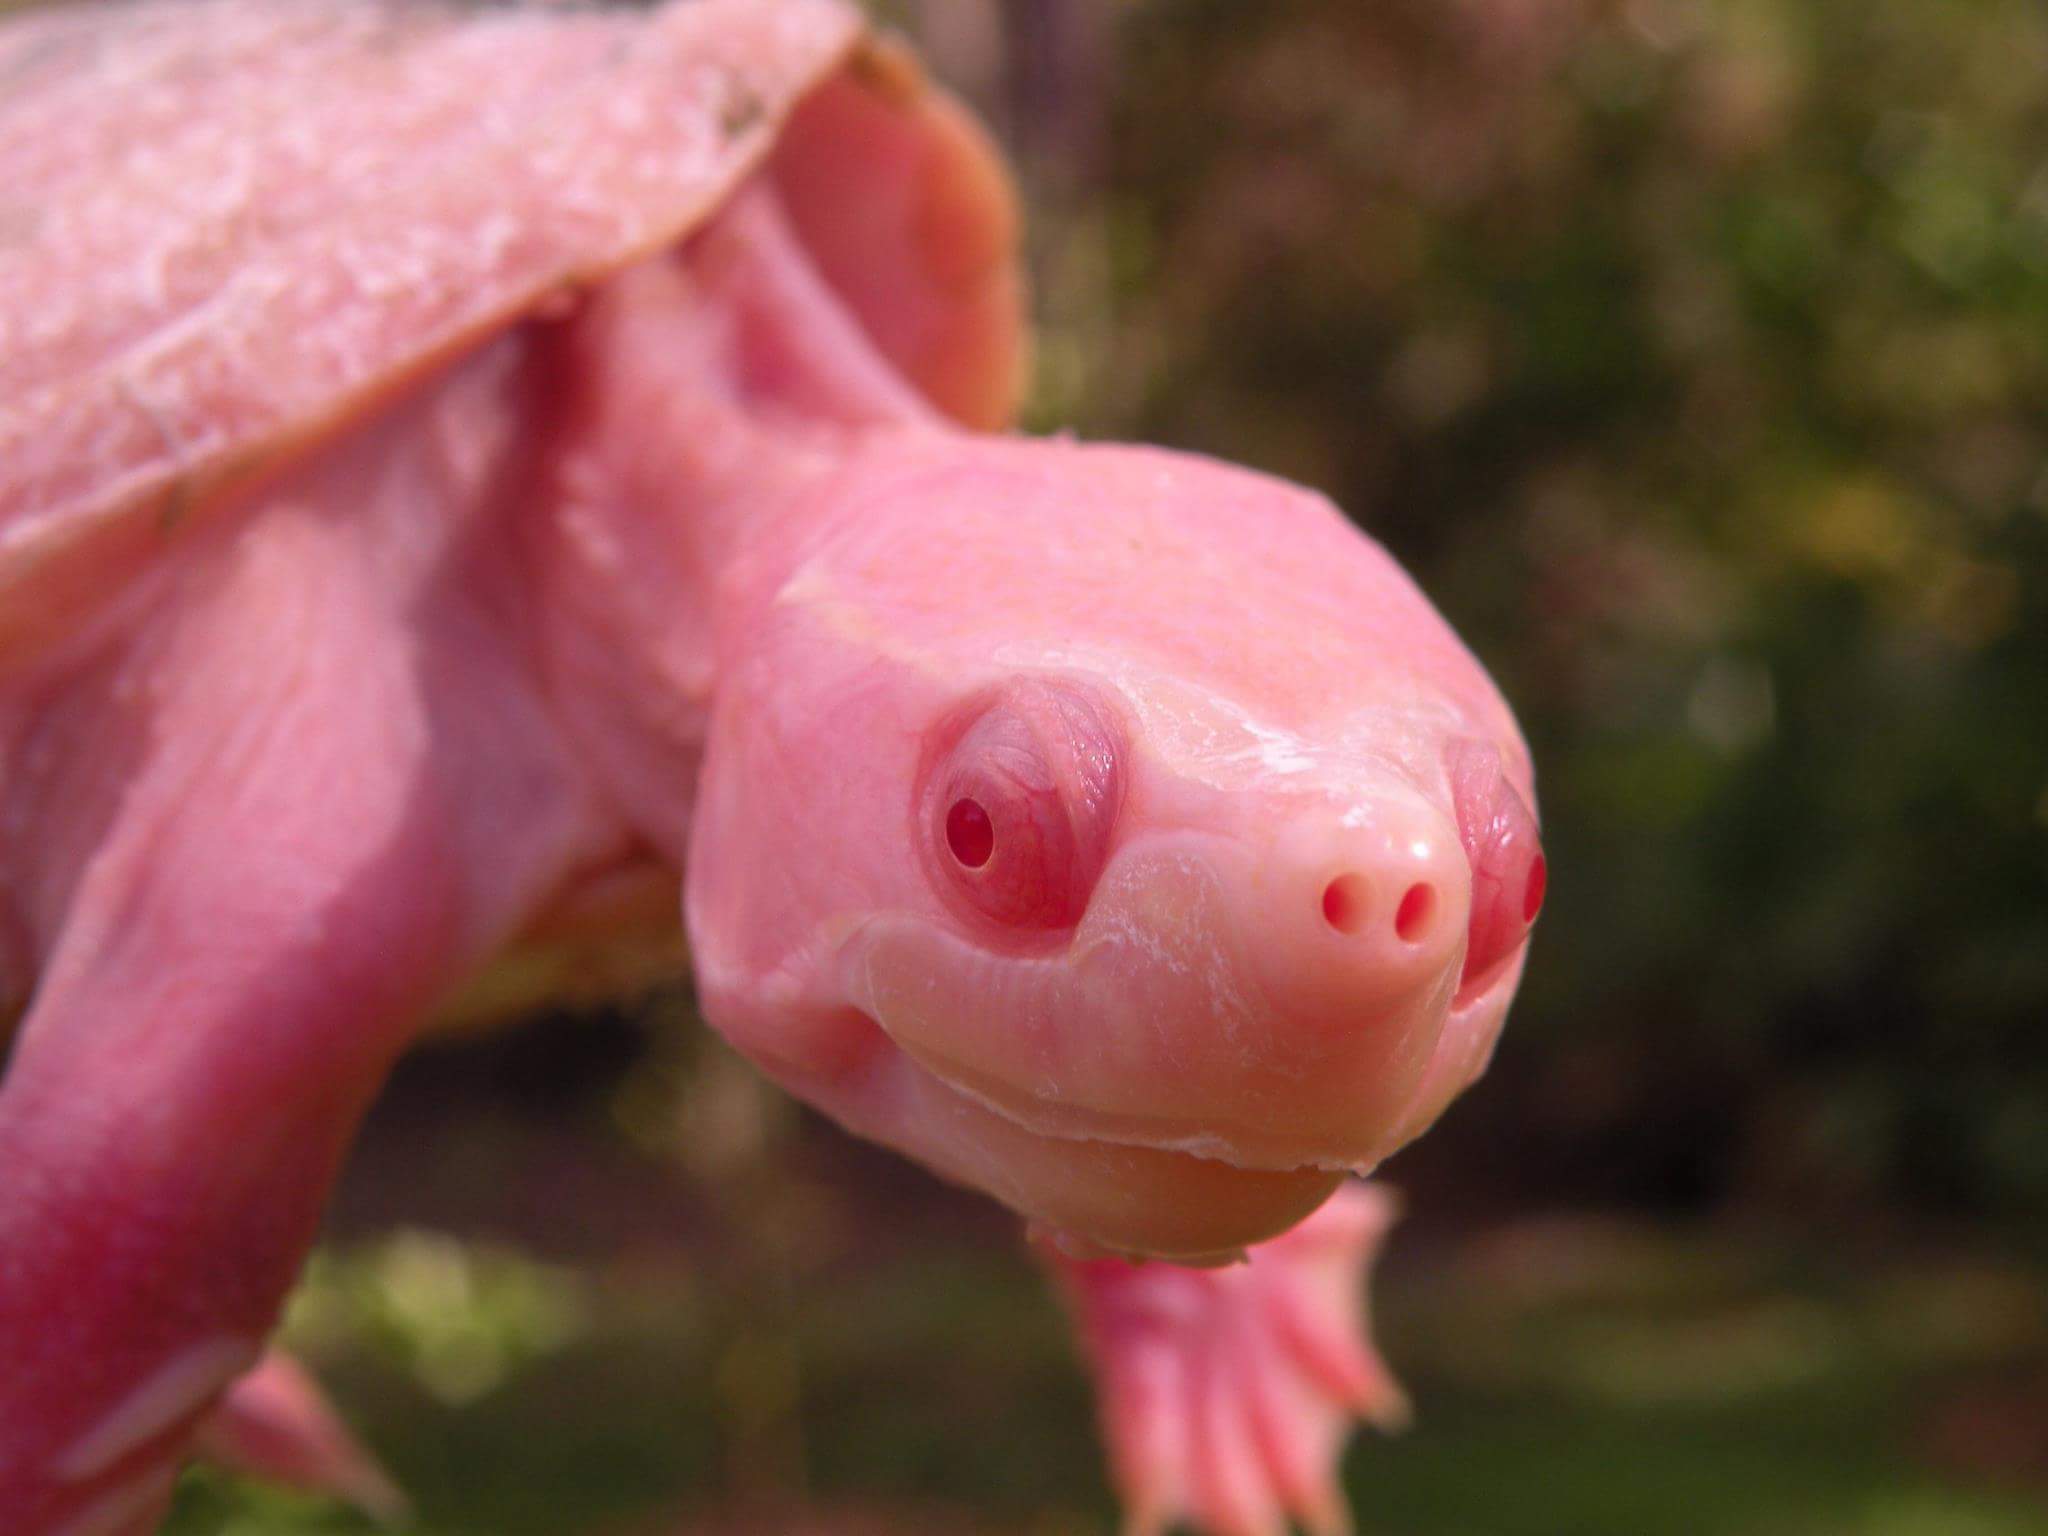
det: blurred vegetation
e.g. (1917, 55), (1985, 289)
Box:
(160, 0), (2048, 1530)
(975, 0), (2048, 1224)
(169, 1053), (2048, 1533)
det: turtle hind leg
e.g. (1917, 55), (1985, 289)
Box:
(0, 498), (467, 1536)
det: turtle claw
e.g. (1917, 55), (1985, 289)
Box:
(1042, 1182), (1405, 1536)
(194, 1351), (408, 1524)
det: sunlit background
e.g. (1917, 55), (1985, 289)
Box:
(165, 1), (2047, 1532)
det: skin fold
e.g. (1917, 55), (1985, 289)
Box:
(0, 27), (1539, 1536)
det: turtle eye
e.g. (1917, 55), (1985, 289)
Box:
(928, 681), (1124, 931)
(945, 796), (997, 867)
(1446, 736), (1545, 988)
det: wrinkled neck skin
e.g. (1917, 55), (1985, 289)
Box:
(537, 184), (1542, 1264)
(519, 190), (940, 870)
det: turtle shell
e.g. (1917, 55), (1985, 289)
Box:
(0, 0), (1024, 668)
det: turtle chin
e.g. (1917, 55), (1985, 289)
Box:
(878, 946), (1525, 1261)
(886, 1052), (1347, 1261)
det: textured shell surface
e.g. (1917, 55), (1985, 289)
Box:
(0, 0), (865, 660)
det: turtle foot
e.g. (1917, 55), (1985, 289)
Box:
(1041, 1181), (1407, 1536)
(195, 1351), (408, 1524)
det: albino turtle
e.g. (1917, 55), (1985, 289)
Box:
(0, 3), (1546, 1534)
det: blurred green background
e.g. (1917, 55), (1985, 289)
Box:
(168, 0), (2047, 1532)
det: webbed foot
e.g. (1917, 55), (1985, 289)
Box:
(1041, 1181), (1407, 1536)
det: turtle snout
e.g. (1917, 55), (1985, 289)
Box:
(1254, 794), (1470, 1031)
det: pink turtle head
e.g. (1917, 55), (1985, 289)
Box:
(686, 430), (1541, 1261)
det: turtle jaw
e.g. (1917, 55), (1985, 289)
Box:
(821, 799), (1530, 1259)
(844, 1035), (1350, 1262)
(695, 837), (1527, 1261)
(837, 948), (1526, 1263)
(842, 820), (1471, 1170)
(938, 1110), (1350, 1266)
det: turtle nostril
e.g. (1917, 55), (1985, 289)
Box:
(1523, 853), (1548, 924)
(1394, 882), (1437, 943)
(1321, 874), (1370, 935)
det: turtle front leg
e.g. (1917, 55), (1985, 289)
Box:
(1041, 1183), (1409, 1536)
(0, 504), (467, 1535)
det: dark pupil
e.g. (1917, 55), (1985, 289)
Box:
(946, 797), (995, 868)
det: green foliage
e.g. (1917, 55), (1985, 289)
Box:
(167, 1218), (2048, 1534)
(1027, 0), (2048, 1216)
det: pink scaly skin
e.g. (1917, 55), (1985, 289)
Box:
(0, 181), (1539, 1535)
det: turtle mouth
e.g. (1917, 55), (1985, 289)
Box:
(887, 1044), (1349, 1260)
(895, 943), (1525, 1173)
(842, 871), (1524, 1181)
(834, 921), (1525, 1262)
